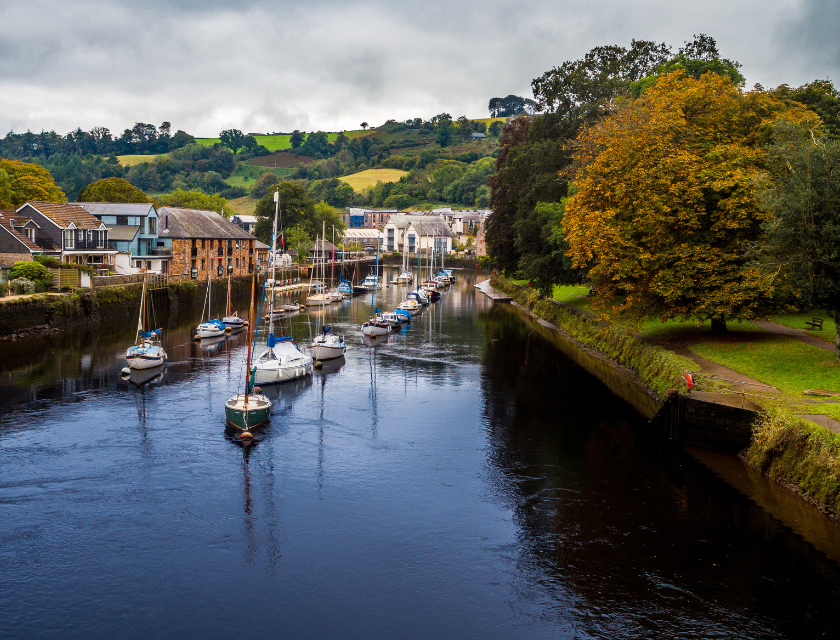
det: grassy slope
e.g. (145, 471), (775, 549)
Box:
(227, 196), (258, 217)
(195, 131), (362, 152)
(117, 154), (164, 166)
(339, 168), (408, 192)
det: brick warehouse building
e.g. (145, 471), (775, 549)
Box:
(158, 207), (260, 279)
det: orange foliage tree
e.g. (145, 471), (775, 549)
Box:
(563, 71), (818, 330)
(0, 158), (66, 209)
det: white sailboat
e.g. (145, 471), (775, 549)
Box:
(306, 224), (335, 306)
(361, 234), (390, 338)
(197, 273), (226, 337)
(222, 274), (245, 329)
(310, 325), (347, 360)
(253, 189), (314, 384)
(396, 236), (413, 284)
(126, 271), (167, 370)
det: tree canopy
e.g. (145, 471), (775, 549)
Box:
(77, 177), (150, 203)
(563, 71), (817, 328)
(157, 188), (232, 217)
(0, 158), (66, 208)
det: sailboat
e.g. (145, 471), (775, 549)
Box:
(306, 224), (334, 307)
(397, 235), (413, 284)
(362, 233), (390, 338)
(310, 325), (346, 360)
(222, 274), (245, 329)
(253, 189), (314, 384)
(224, 272), (272, 430)
(126, 271), (167, 369)
(197, 273), (227, 337)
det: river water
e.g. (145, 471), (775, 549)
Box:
(2, 268), (840, 638)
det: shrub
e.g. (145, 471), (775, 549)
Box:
(10, 277), (36, 295)
(34, 254), (58, 267)
(10, 260), (52, 283)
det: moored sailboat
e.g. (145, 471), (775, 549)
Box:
(126, 271), (167, 370)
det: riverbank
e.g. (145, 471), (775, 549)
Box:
(488, 274), (840, 519)
(0, 275), (257, 339)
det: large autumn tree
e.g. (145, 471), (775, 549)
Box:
(0, 158), (65, 208)
(563, 71), (816, 330)
(77, 177), (150, 203)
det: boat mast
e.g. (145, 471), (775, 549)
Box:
(330, 225), (335, 290)
(226, 272), (232, 316)
(371, 231), (379, 317)
(244, 271), (256, 407)
(136, 270), (147, 345)
(268, 190), (279, 336)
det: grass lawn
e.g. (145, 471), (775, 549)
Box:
(117, 154), (164, 166)
(227, 196), (258, 216)
(551, 284), (592, 310)
(339, 168), (408, 192)
(769, 310), (836, 342)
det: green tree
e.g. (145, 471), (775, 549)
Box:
(285, 223), (312, 261)
(360, 122), (369, 130)
(436, 121), (454, 147)
(751, 121), (840, 353)
(290, 130), (305, 149)
(157, 188), (233, 217)
(78, 177), (150, 203)
(219, 129), (247, 154)
(313, 201), (347, 243)
(774, 80), (840, 139)
(254, 182), (315, 245)
(488, 121), (504, 137)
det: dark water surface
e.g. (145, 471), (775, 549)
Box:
(2, 268), (840, 639)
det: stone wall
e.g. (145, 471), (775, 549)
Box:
(93, 273), (146, 287)
(170, 238), (257, 280)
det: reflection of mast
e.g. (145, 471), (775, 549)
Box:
(318, 372), (326, 497)
(368, 348), (378, 439)
(242, 445), (256, 565)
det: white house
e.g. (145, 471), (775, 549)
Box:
(381, 215), (454, 254)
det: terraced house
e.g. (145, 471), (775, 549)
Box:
(3, 202), (116, 272)
(77, 202), (171, 274)
(158, 207), (262, 279)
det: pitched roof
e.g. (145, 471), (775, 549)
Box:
(157, 207), (257, 240)
(387, 215), (454, 237)
(254, 240), (270, 249)
(107, 225), (141, 242)
(74, 202), (157, 217)
(0, 215), (40, 252)
(311, 239), (338, 252)
(234, 215), (257, 223)
(21, 202), (104, 229)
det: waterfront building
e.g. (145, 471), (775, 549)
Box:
(342, 228), (382, 252)
(158, 207), (259, 279)
(76, 202), (171, 274)
(232, 215), (258, 234)
(340, 208), (396, 229)
(381, 215), (454, 254)
(8, 202), (116, 272)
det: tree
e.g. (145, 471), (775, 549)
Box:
(488, 121), (504, 137)
(313, 201), (346, 243)
(78, 177), (150, 203)
(254, 182), (315, 245)
(169, 130), (195, 150)
(750, 121), (840, 354)
(563, 71), (817, 330)
(219, 129), (247, 154)
(290, 130), (305, 149)
(0, 158), (65, 208)
(285, 223), (312, 261)
(360, 122), (369, 130)
(436, 121), (454, 147)
(157, 188), (232, 217)
(774, 80), (840, 139)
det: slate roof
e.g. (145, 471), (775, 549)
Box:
(234, 215), (258, 224)
(0, 215), (40, 252)
(107, 225), (141, 242)
(21, 202), (104, 229)
(75, 202), (157, 218)
(157, 207), (257, 240)
(255, 240), (270, 249)
(387, 215), (454, 237)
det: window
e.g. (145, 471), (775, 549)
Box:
(24, 228), (34, 241)
(148, 217), (156, 235)
(135, 260), (142, 269)
(98, 231), (105, 248)
(64, 229), (75, 249)
(236, 257), (239, 267)
(116, 216), (128, 225)
(201, 259), (206, 269)
(201, 239), (205, 249)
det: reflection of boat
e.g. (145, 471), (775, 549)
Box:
(362, 332), (392, 347)
(283, 301), (300, 312)
(310, 325), (346, 360)
(122, 362), (166, 386)
(316, 354), (346, 374)
(198, 333), (227, 351)
(126, 271), (167, 369)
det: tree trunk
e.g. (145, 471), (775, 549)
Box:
(710, 316), (728, 334)
(835, 309), (840, 360)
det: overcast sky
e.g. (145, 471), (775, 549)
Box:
(0, 0), (837, 137)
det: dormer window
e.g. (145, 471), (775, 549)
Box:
(24, 228), (34, 241)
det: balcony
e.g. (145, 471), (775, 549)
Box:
(66, 239), (109, 251)
(149, 248), (172, 257)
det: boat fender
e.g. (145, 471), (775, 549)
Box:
(241, 431), (253, 440)
(193, 334), (200, 341)
(314, 360), (323, 369)
(225, 327), (232, 335)
(684, 373), (693, 392)
(253, 386), (262, 394)
(121, 367), (131, 376)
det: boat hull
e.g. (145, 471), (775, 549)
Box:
(312, 344), (347, 360)
(224, 394), (272, 430)
(126, 346), (166, 370)
(252, 360), (314, 385)
(362, 323), (390, 337)
(197, 324), (226, 338)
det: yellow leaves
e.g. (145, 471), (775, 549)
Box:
(0, 159), (65, 206)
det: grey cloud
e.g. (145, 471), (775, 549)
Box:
(0, 0), (836, 136)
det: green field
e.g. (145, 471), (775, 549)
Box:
(117, 154), (164, 166)
(338, 168), (408, 192)
(195, 131), (367, 153)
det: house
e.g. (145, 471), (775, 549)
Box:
(254, 240), (270, 267)
(341, 208), (397, 229)
(0, 210), (54, 264)
(232, 215), (258, 234)
(76, 202), (171, 274)
(342, 228), (382, 252)
(381, 215), (454, 254)
(12, 202), (116, 272)
(158, 207), (260, 279)
(470, 133), (486, 140)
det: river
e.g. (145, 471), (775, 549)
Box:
(2, 267), (840, 638)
